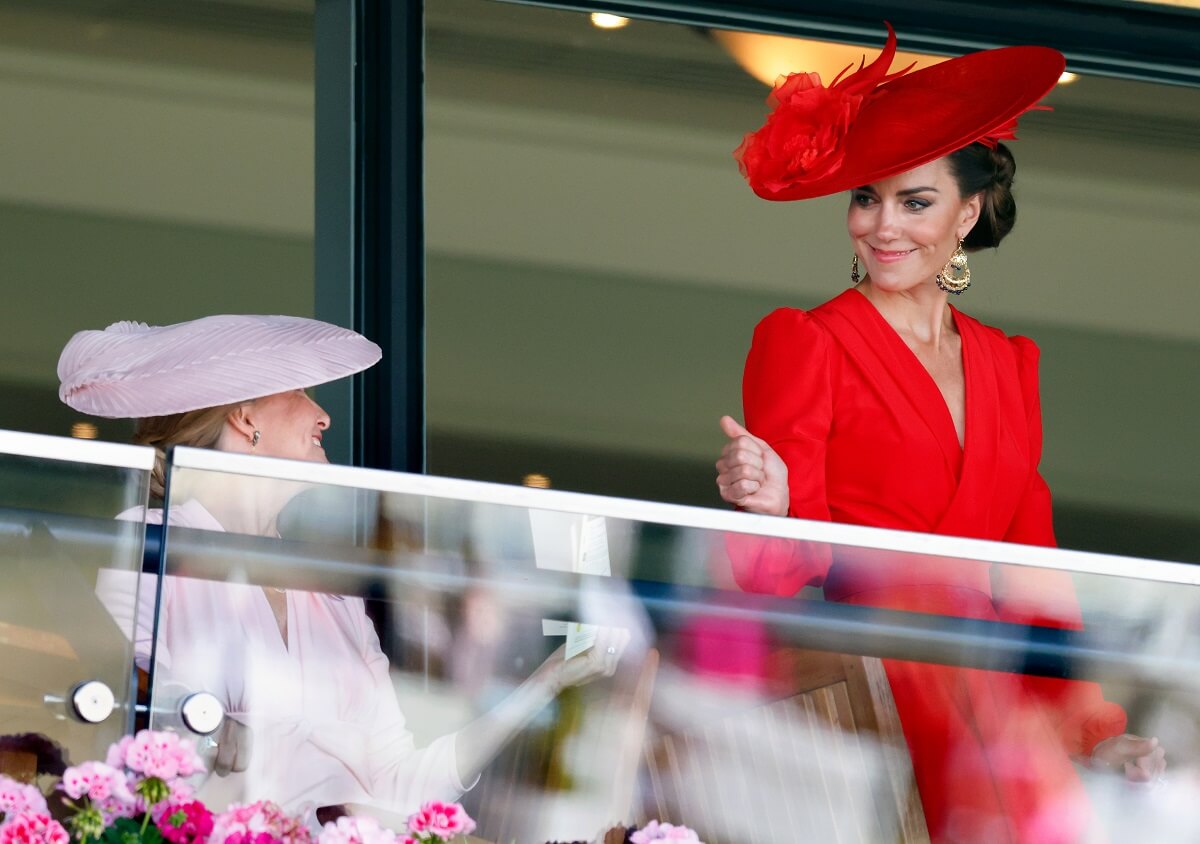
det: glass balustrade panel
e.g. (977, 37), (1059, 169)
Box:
(0, 429), (152, 786)
(153, 447), (1200, 841)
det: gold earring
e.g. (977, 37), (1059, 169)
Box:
(850, 253), (861, 285)
(250, 430), (261, 448)
(935, 239), (971, 295)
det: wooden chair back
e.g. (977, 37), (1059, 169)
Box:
(641, 649), (929, 843)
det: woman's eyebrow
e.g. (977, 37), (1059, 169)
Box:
(897, 186), (939, 195)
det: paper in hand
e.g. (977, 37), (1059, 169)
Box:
(529, 510), (611, 576)
(543, 618), (619, 659)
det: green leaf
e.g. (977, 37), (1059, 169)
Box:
(99, 817), (164, 844)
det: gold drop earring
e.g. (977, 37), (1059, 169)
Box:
(935, 238), (971, 295)
(850, 253), (861, 285)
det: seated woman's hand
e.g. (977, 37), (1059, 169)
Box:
(1089, 733), (1166, 783)
(716, 416), (789, 517)
(212, 717), (253, 776)
(548, 627), (631, 694)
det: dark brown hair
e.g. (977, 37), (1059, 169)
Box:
(946, 141), (1017, 251)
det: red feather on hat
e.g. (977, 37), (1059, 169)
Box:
(734, 24), (912, 194)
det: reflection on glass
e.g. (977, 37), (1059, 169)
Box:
(139, 449), (1200, 842)
(0, 431), (149, 785)
(141, 457), (631, 833)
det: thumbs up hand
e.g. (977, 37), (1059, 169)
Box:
(715, 416), (790, 517)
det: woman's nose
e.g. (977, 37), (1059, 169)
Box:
(309, 396), (331, 430)
(874, 205), (901, 241)
(873, 210), (902, 242)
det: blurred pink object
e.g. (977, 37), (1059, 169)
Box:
(406, 801), (475, 840)
(630, 820), (703, 843)
(0, 776), (48, 820)
(60, 761), (132, 804)
(318, 816), (397, 844)
(154, 800), (214, 844)
(0, 813), (69, 844)
(117, 731), (205, 781)
(675, 616), (770, 688)
(210, 800), (311, 844)
(58, 315), (381, 418)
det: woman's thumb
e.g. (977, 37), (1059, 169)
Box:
(720, 415), (751, 439)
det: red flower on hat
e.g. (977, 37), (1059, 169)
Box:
(734, 24), (912, 197)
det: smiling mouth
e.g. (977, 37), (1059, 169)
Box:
(312, 437), (323, 447)
(870, 246), (916, 262)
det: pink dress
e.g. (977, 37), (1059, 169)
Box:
(96, 499), (470, 820)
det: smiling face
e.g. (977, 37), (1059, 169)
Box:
(846, 158), (982, 294)
(242, 389), (331, 463)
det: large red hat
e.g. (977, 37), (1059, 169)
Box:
(734, 25), (1065, 201)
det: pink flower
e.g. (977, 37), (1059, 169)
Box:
(0, 777), (48, 820)
(317, 816), (396, 844)
(119, 731), (205, 780)
(225, 834), (281, 844)
(104, 736), (134, 769)
(155, 800), (214, 844)
(60, 762), (133, 804)
(0, 813), (69, 844)
(167, 780), (197, 805)
(94, 793), (139, 826)
(211, 801), (309, 844)
(406, 802), (475, 840)
(630, 821), (703, 843)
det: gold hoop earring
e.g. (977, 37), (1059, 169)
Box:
(250, 430), (261, 448)
(935, 239), (971, 295)
(850, 253), (861, 285)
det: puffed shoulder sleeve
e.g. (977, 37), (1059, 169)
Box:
(1001, 336), (1056, 548)
(727, 309), (835, 596)
(993, 336), (1127, 757)
(743, 308), (834, 522)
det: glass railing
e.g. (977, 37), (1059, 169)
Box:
(146, 445), (1200, 842)
(0, 429), (152, 783)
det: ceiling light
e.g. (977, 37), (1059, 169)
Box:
(712, 29), (947, 88)
(71, 422), (99, 439)
(590, 13), (629, 30)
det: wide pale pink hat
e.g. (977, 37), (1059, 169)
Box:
(58, 315), (382, 418)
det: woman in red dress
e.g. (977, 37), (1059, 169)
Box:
(715, 26), (1164, 843)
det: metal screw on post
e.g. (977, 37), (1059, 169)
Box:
(43, 680), (116, 724)
(179, 691), (224, 736)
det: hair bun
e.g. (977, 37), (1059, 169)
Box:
(990, 143), (1016, 190)
(950, 141), (1017, 250)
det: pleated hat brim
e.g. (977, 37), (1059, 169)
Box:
(58, 315), (382, 419)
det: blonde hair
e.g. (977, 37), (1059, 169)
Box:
(133, 404), (239, 501)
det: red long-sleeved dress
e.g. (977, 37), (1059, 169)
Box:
(733, 288), (1125, 843)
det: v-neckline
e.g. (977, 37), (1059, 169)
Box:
(845, 287), (970, 454)
(260, 586), (292, 654)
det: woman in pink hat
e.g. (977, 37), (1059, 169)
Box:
(714, 27), (1163, 843)
(59, 314), (627, 824)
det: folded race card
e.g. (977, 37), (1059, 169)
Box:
(542, 619), (611, 659)
(528, 510), (611, 576)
